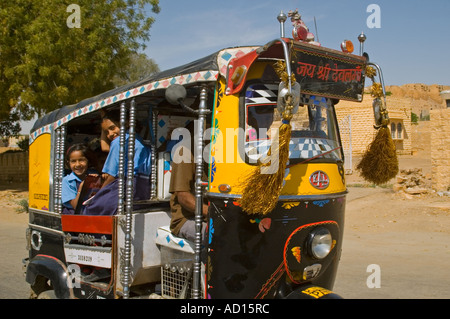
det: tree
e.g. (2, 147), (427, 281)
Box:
(0, 111), (21, 136)
(0, 0), (160, 136)
(17, 136), (29, 152)
(113, 52), (160, 87)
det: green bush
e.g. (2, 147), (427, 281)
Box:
(17, 137), (29, 152)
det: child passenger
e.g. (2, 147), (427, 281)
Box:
(61, 144), (98, 214)
(83, 109), (152, 215)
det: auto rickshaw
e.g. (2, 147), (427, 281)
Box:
(23, 10), (392, 299)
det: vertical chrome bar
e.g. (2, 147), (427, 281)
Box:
(52, 127), (61, 213)
(150, 108), (157, 199)
(358, 32), (367, 56)
(277, 11), (287, 38)
(192, 86), (208, 299)
(57, 125), (66, 214)
(117, 103), (126, 216)
(314, 16), (319, 43)
(55, 128), (61, 211)
(123, 98), (136, 299)
(368, 62), (387, 106)
(279, 39), (292, 92)
(53, 125), (65, 214)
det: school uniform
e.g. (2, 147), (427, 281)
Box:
(83, 133), (151, 215)
(61, 169), (98, 214)
(61, 172), (82, 214)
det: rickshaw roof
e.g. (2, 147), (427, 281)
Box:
(29, 38), (367, 142)
(29, 45), (259, 140)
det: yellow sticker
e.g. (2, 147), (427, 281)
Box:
(291, 246), (301, 263)
(302, 286), (332, 299)
(282, 202), (300, 209)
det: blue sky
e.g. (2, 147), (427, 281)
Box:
(146, 0), (450, 87)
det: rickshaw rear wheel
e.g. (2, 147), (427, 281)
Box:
(29, 276), (51, 299)
(37, 290), (57, 299)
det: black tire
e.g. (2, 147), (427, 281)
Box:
(37, 290), (57, 299)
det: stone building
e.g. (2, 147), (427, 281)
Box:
(430, 92), (450, 192)
(0, 134), (27, 148)
(439, 90), (450, 108)
(0, 151), (28, 183)
(335, 95), (412, 156)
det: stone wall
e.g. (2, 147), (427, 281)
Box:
(0, 151), (28, 183)
(430, 109), (450, 191)
(336, 96), (412, 156)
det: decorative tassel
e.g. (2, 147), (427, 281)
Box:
(238, 61), (295, 215)
(239, 120), (292, 215)
(356, 66), (399, 185)
(356, 126), (399, 185)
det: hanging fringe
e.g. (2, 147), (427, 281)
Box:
(356, 126), (399, 185)
(238, 61), (295, 215)
(239, 121), (292, 215)
(356, 66), (399, 185)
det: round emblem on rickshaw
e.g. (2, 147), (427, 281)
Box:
(309, 171), (330, 190)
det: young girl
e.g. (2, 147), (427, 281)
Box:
(61, 144), (96, 214)
(83, 109), (152, 215)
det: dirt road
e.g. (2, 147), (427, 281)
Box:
(334, 186), (450, 298)
(0, 185), (30, 299)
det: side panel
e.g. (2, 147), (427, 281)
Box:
(209, 77), (253, 195)
(28, 210), (65, 262)
(29, 133), (52, 211)
(115, 211), (171, 290)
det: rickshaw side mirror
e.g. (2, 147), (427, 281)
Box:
(166, 84), (187, 105)
(277, 81), (301, 115)
(372, 97), (390, 128)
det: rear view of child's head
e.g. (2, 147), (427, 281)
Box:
(66, 143), (90, 179)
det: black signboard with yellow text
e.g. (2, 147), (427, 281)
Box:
(291, 42), (367, 102)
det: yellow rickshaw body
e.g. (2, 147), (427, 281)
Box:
(28, 133), (52, 211)
(209, 61), (346, 197)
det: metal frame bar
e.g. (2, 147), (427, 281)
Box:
(192, 86), (209, 299)
(52, 125), (66, 214)
(117, 102), (126, 216)
(150, 107), (157, 199)
(368, 62), (387, 106)
(279, 38), (293, 92)
(28, 223), (65, 237)
(122, 99), (136, 299)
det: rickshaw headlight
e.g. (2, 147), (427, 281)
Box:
(308, 227), (332, 259)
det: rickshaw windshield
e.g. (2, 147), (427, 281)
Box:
(242, 82), (343, 164)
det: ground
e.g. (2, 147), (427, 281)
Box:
(1, 122), (449, 298)
(334, 124), (450, 298)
